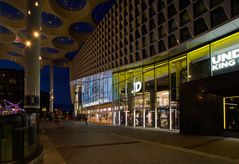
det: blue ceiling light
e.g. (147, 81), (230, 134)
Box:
(0, 25), (13, 34)
(53, 36), (75, 45)
(0, 1), (24, 20)
(65, 48), (80, 60)
(7, 52), (23, 57)
(41, 12), (63, 28)
(92, 0), (116, 24)
(69, 22), (95, 35)
(55, 0), (87, 11)
(42, 47), (60, 54)
(13, 42), (25, 48)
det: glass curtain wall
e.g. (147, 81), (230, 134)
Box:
(134, 68), (143, 127)
(188, 45), (210, 81)
(112, 31), (239, 129)
(169, 57), (187, 129)
(81, 71), (112, 107)
(144, 66), (155, 127)
(113, 73), (119, 125)
(113, 60), (184, 130)
(155, 63), (169, 129)
(119, 72), (126, 125)
(126, 70), (134, 126)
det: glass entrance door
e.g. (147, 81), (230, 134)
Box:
(224, 96), (239, 130)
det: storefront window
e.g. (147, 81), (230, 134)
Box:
(211, 32), (239, 76)
(144, 66), (155, 127)
(170, 56), (187, 129)
(113, 73), (119, 101)
(126, 70), (134, 126)
(188, 45), (210, 81)
(224, 96), (239, 130)
(134, 68), (143, 127)
(119, 73), (126, 99)
(155, 63), (169, 129)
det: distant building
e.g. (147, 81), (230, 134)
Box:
(0, 69), (24, 107)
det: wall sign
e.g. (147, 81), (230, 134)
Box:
(131, 81), (142, 93)
(212, 48), (239, 71)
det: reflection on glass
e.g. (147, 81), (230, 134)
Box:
(170, 57), (186, 129)
(188, 45), (210, 81)
(155, 63), (169, 129)
(156, 91), (169, 129)
(144, 66), (155, 127)
(225, 97), (239, 130)
(127, 110), (134, 126)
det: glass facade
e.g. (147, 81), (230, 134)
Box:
(113, 59), (184, 130)
(81, 71), (112, 108)
(113, 31), (239, 130)
(73, 31), (239, 130)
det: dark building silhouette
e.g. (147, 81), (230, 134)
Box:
(0, 69), (24, 107)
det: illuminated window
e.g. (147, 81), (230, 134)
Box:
(187, 45), (210, 81)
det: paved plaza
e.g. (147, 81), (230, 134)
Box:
(40, 121), (239, 164)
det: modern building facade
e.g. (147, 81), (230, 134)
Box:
(71, 0), (239, 135)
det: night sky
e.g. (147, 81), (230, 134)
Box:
(0, 60), (72, 109)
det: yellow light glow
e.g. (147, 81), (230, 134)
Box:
(28, 10), (31, 15)
(35, 1), (38, 6)
(170, 56), (186, 63)
(26, 41), (31, 47)
(33, 31), (39, 38)
(187, 45), (209, 62)
(39, 56), (42, 60)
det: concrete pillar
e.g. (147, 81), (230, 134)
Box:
(74, 85), (79, 116)
(49, 64), (54, 113)
(24, 0), (41, 113)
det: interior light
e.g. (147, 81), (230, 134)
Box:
(39, 56), (42, 60)
(35, 1), (38, 6)
(28, 10), (31, 15)
(161, 92), (169, 95)
(33, 31), (39, 38)
(26, 41), (31, 47)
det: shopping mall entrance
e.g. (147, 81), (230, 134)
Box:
(224, 96), (239, 131)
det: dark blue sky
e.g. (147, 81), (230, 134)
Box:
(40, 65), (71, 106)
(0, 60), (72, 107)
